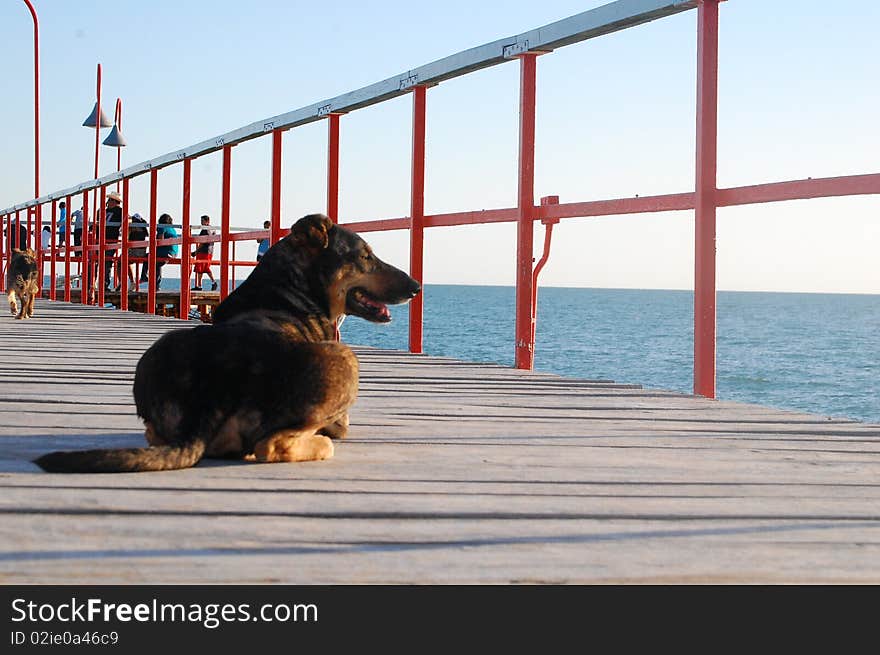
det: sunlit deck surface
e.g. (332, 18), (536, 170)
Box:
(1, 300), (879, 584)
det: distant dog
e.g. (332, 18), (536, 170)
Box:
(35, 214), (420, 473)
(6, 248), (39, 320)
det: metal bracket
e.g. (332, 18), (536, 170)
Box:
(530, 195), (560, 346)
(502, 41), (529, 58)
(399, 73), (419, 90)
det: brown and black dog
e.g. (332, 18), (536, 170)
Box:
(34, 214), (420, 473)
(6, 248), (39, 320)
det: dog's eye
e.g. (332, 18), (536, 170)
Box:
(360, 251), (372, 261)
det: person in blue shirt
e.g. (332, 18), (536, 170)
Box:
(153, 213), (179, 289)
(58, 201), (67, 246)
(256, 219), (270, 262)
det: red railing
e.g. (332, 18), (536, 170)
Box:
(2, 0), (878, 399)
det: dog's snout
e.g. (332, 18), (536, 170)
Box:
(408, 278), (421, 298)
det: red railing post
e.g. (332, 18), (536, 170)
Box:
(3, 214), (10, 291)
(81, 190), (89, 305)
(0, 214), (4, 293)
(27, 207), (34, 252)
(327, 114), (341, 224)
(409, 85), (427, 354)
(34, 205), (42, 292)
(270, 129), (283, 244)
(49, 200), (56, 300)
(514, 53), (539, 370)
(179, 158), (192, 319)
(694, 0), (720, 398)
(97, 186), (107, 307)
(63, 195), (71, 302)
(219, 145), (232, 301)
(120, 178), (129, 310)
(231, 241), (237, 290)
(147, 169), (158, 314)
(325, 114), (343, 339)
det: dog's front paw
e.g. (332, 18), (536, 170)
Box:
(253, 431), (335, 463)
(309, 435), (335, 461)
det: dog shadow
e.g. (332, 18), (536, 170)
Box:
(0, 433), (251, 473)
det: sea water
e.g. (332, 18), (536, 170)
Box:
(339, 285), (880, 425)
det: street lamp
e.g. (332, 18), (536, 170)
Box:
(82, 63), (113, 180)
(21, 0), (39, 200)
(81, 63), (111, 304)
(102, 97), (127, 296)
(103, 98), (127, 192)
(103, 98), (127, 148)
(19, 1), (39, 267)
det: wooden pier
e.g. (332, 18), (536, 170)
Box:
(43, 288), (221, 319)
(1, 300), (879, 584)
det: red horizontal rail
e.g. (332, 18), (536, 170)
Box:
(338, 172), (879, 235)
(717, 173), (880, 207)
(338, 217), (411, 233)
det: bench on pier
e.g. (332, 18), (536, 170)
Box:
(41, 288), (221, 320)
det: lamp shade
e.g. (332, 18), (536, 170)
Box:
(82, 102), (113, 128)
(102, 123), (127, 147)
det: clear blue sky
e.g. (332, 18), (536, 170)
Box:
(1, 0), (878, 293)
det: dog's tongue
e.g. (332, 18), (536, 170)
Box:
(363, 295), (390, 320)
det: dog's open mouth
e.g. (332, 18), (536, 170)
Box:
(346, 288), (392, 323)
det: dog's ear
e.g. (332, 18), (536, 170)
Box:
(291, 214), (333, 251)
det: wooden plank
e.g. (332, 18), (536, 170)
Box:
(0, 299), (879, 583)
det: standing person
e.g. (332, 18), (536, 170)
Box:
(58, 201), (67, 246)
(101, 192), (123, 290)
(256, 220), (270, 262)
(154, 213), (178, 290)
(71, 207), (84, 246)
(41, 225), (52, 251)
(126, 212), (149, 288)
(10, 216), (28, 251)
(191, 214), (218, 291)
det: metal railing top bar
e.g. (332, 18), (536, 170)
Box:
(1, 0), (696, 215)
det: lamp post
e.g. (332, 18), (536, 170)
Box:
(20, 0), (39, 275)
(103, 98), (127, 190)
(103, 98), (127, 301)
(82, 63), (112, 304)
(21, 0), (39, 201)
(82, 64), (113, 177)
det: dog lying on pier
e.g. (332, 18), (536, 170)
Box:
(7, 248), (39, 320)
(34, 213), (420, 473)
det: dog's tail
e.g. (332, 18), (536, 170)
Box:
(33, 439), (206, 473)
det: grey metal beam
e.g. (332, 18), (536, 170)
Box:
(2, 0), (696, 214)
